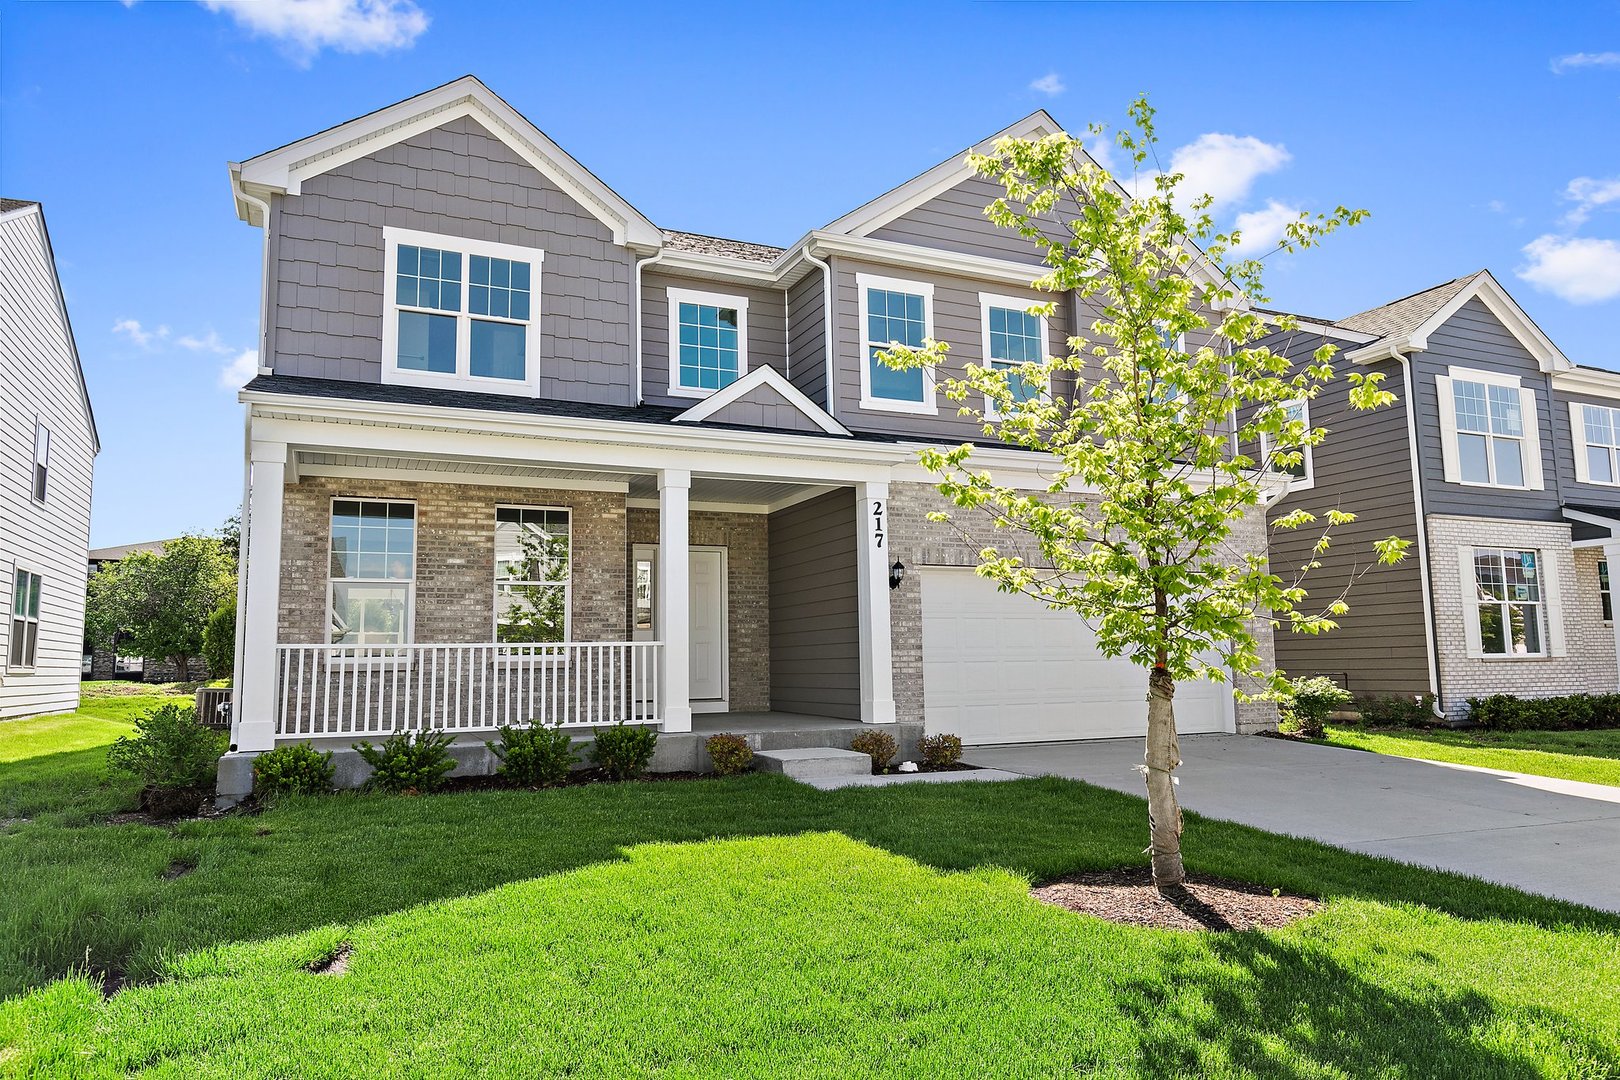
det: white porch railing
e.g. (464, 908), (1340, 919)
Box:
(274, 642), (662, 738)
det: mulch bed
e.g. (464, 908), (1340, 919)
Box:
(438, 769), (713, 794)
(1031, 867), (1320, 931)
(875, 761), (979, 776)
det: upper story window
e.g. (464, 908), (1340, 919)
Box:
(857, 273), (935, 415)
(494, 507), (571, 644)
(667, 288), (748, 399)
(1572, 402), (1620, 485)
(9, 568), (41, 669)
(382, 227), (543, 398)
(328, 499), (415, 647)
(980, 295), (1047, 417)
(1259, 399), (1314, 488)
(1436, 367), (1543, 490)
(31, 422), (49, 504)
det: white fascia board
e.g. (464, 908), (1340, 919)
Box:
(653, 250), (781, 287)
(1562, 507), (1620, 532)
(1407, 272), (1572, 373)
(807, 232), (1058, 289)
(673, 366), (851, 436)
(232, 76), (660, 249)
(1553, 367), (1620, 399)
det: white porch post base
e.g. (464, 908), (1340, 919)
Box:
(856, 480), (897, 725)
(658, 468), (692, 733)
(233, 440), (287, 752)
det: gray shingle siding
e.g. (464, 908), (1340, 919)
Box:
(639, 270), (786, 408)
(269, 114), (634, 405)
(693, 383), (827, 433)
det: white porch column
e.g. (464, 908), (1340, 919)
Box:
(658, 468), (692, 733)
(855, 481), (897, 724)
(1604, 541), (1620, 690)
(233, 440), (287, 752)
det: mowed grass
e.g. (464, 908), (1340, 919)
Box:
(1322, 724), (1620, 787)
(2, 704), (1619, 1077)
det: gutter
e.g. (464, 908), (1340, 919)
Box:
(1383, 344), (1447, 720)
(633, 248), (671, 406)
(802, 241), (837, 421)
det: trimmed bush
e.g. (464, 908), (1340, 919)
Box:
(919, 733), (963, 769)
(201, 597), (236, 682)
(1281, 676), (1353, 739)
(705, 733), (753, 776)
(850, 730), (898, 771)
(1466, 693), (1620, 732)
(1354, 693), (1439, 727)
(106, 703), (228, 816)
(490, 720), (579, 787)
(353, 731), (457, 794)
(590, 721), (658, 781)
(253, 742), (335, 798)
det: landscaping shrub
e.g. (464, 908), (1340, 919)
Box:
(353, 730), (457, 794)
(705, 733), (753, 776)
(252, 742), (335, 798)
(106, 703), (228, 816)
(1466, 692), (1620, 732)
(1354, 693), (1439, 727)
(919, 733), (963, 769)
(490, 720), (579, 787)
(1281, 676), (1353, 738)
(590, 721), (658, 781)
(850, 730), (898, 771)
(201, 597), (236, 681)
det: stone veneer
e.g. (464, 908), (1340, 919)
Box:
(1427, 514), (1617, 720)
(884, 480), (1278, 733)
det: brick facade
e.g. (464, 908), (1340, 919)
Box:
(1427, 514), (1617, 719)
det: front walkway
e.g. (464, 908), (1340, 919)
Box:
(966, 735), (1620, 912)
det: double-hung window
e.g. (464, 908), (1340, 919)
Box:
(31, 422), (49, 503)
(1601, 559), (1613, 623)
(980, 294), (1047, 417)
(1470, 548), (1545, 656)
(494, 507), (571, 644)
(1259, 399), (1313, 486)
(858, 273), (935, 414)
(328, 500), (415, 647)
(382, 227), (543, 396)
(1436, 368), (1541, 489)
(1572, 402), (1620, 485)
(9, 569), (41, 669)
(667, 288), (747, 398)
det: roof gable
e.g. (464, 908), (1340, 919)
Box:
(673, 366), (849, 436)
(1342, 270), (1571, 371)
(232, 76), (660, 249)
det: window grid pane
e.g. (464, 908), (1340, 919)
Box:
(1473, 548), (1544, 655)
(1602, 560), (1613, 622)
(396, 245), (462, 313)
(1453, 381), (1489, 433)
(867, 288), (927, 402)
(676, 303), (741, 391)
(494, 508), (571, 643)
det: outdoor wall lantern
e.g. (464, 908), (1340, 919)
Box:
(889, 560), (906, 590)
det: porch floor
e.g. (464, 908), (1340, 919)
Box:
(693, 712), (870, 736)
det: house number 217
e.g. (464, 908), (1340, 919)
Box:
(871, 500), (885, 549)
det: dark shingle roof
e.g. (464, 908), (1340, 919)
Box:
(661, 230), (784, 265)
(88, 539), (179, 562)
(0, 198), (38, 214)
(1334, 272), (1486, 340)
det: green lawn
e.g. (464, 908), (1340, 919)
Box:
(1321, 724), (1620, 787)
(1, 706), (1618, 1077)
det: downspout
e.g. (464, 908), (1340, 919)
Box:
(802, 242), (836, 420)
(1388, 347), (1448, 720)
(633, 248), (670, 406)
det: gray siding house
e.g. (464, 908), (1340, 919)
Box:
(0, 199), (99, 720)
(219, 76), (1275, 794)
(1261, 271), (1620, 718)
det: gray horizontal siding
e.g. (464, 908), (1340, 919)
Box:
(769, 490), (859, 718)
(639, 270), (786, 409)
(270, 114), (635, 405)
(1551, 387), (1620, 513)
(867, 174), (1072, 264)
(786, 270), (828, 408)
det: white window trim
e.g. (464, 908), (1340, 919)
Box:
(665, 287), (750, 400)
(857, 272), (937, 415)
(1457, 545), (1565, 660)
(30, 420), (49, 505)
(7, 562), (43, 673)
(380, 226), (545, 398)
(326, 498), (417, 649)
(1434, 366), (1543, 491)
(1258, 397), (1315, 493)
(979, 292), (1050, 420)
(492, 504), (572, 645)
(1571, 400), (1620, 487)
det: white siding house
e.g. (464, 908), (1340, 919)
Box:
(0, 199), (98, 720)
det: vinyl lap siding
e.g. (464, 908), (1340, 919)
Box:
(786, 271), (828, 408)
(867, 175), (1068, 264)
(639, 270), (786, 408)
(768, 490), (859, 718)
(0, 210), (95, 719)
(270, 114), (635, 405)
(1550, 387), (1620, 515)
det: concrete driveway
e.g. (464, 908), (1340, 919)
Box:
(966, 735), (1620, 912)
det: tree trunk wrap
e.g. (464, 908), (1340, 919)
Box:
(1144, 665), (1186, 889)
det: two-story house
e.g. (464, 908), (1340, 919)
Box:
(1261, 270), (1620, 718)
(216, 76), (1277, 794)
(0, 198), (99, 720)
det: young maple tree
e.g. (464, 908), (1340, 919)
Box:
(878, 99), (1408, 891)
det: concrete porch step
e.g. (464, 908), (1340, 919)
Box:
(754, 747), (873, 780)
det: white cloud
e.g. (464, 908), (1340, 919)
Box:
(1029, 72), (1065, 97)
(1231, 200), (1303, 251)
(219, 349), (261, 389)
(199, 0), (428, 61)
(1563, 175), (1620, 226)
(176, 329), (235, 355)
(1487, 199), (1508, 214)
(1518, 234), (1620, 304)
(1135, 132), (1291, 211)
(1551, 51), (1620, 73)
(112, 318), (169, 348)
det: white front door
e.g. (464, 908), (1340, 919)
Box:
(632, 545), (727, 710)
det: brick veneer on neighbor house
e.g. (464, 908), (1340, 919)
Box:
(1427, 514), (1617, 719)
(885, 481), (1278, 733)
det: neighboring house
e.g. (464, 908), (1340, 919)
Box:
(0, 198), (99, 721)
(83, 538), (180, 680)
(1260, 270), (1620, 719)
(217, 76), (1277, 791)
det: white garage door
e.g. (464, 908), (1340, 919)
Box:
(921, 567), (1230, 745)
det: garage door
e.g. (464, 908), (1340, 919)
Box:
(921, 567), (1230, 744)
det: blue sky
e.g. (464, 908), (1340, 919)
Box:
(2, 0), (1618, 546)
